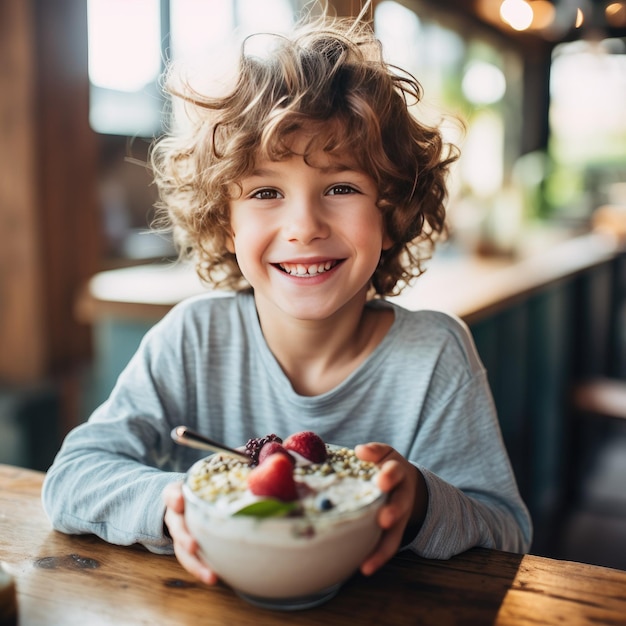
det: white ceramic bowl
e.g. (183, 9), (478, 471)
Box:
(182, 452), (384, 610)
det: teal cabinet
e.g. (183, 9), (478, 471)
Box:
(470, 253), (624, 554)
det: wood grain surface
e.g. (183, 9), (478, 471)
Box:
(1, 464), (625, 625)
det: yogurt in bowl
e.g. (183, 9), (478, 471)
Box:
(182, 431), (384, 610)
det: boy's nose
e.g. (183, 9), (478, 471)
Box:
(283, 198), (330, 244)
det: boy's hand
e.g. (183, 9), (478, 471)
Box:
(162, 482), (218, 585)
(355, 443), (428, 576)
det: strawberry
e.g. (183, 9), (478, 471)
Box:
(258, 441), (295, 466)
(283, 431), (327, 463)
(247, 453), (298, 502)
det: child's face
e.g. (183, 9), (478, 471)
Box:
(227, 132), (392, 323)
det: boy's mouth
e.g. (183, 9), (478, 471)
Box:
(274, 260), (341, 277)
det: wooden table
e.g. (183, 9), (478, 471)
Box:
(1, 465), (625, 625)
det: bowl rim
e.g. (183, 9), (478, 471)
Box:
(182, 445), (385, 522)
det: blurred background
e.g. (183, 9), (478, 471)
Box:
(1, 0), (625, 569)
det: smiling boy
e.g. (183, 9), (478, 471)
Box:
(42, 9), (532, 585)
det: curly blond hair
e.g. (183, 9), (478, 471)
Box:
(150, 11), (458, 296)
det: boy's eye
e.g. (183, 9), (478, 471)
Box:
(327, 184), (357, 196)
(251, 188), (281, 200)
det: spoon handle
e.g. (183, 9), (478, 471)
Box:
(170, 426), (250, 462)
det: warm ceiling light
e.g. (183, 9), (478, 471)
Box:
(476, 0), (503, 25)
(500, 0), (534, 31)
(606, 2), (626, 27)
(528, 0), (555, 30)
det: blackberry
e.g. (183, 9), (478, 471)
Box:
(244, 433), (282, 466)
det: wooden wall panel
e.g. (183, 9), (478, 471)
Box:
(0, 0), (45, 382)
(34, 0), (100, 375)
(0, 0), (100, 394)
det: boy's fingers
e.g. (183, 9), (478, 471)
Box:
(163, 503), (218, 586)
(165, 515), (196, 553)
(360, 526), (404, 577)
(376, 459), (405, 492)
(162, 482), (185, 512)
(355, 442), (395, 464)
(172, 542), (217, 585)
(378, 500), (404, 529)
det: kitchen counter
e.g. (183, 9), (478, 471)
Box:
(76, 231), (622, 325)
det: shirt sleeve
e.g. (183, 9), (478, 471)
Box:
(41, 307), (199, 554)
(400, 314), (533, 558)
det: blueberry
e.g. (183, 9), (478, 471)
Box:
(318, 497), (334, 511)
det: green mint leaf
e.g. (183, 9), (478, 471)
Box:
(233, 499), (297, 518)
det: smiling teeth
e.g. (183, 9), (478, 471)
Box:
(279, 261), (336, 276)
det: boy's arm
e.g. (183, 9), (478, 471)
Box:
(41, 310), (198, 554)
(42, 417), (183, 554)
(406, 465), (530, 559)
(402, 370), (533, 559)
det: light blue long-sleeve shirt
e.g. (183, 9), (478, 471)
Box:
(42, 291), (532, 557)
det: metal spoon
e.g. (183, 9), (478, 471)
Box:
(170, 426), (250, 462)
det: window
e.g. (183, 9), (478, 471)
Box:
(375, 1), (523, 254)
(87, 0), (295, 137)
(87, 0), (297, 266)
(87, 0), (164, 136)
(547, 39), (626, 218)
